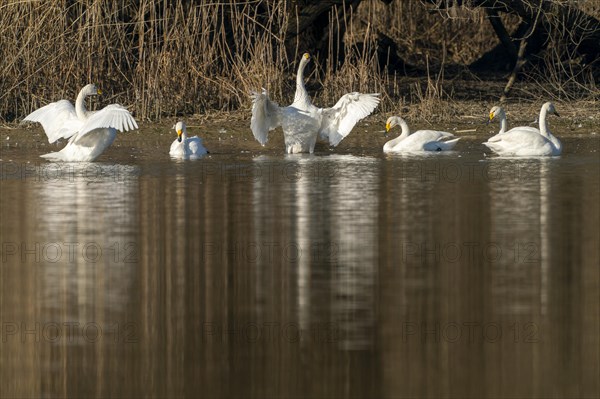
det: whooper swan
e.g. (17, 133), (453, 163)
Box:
(484, 102), (562, 156)
(383, 116), (460, 153)
(23, 83), (138, 162)
(250, 53), (380, 154)
(169, 121), (208, 159)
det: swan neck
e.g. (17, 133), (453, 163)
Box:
(75, 89), (89, 120)
(398, 118), (411, 138)
(539, 107), (550, 138)
(293, 60), (309, 104)
(499, 116), (507, 134)
(384, 118), (410, 150)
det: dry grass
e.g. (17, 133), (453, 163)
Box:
(0, 0), (597, 123)
(0, 0), (293, 121)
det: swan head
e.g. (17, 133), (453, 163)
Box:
(299, 52), (311, 67)
(385, 116), (402, 133)
(81, 83), (101, 97)
(543, 102), (560, 117)
(173, 121), (186, 142)
(488, 106), (505, 123)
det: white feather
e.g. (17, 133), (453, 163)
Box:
(22, 100), (82, 143)
(250, 89), (281, 146)
(320, 92), (381, 146)
(79, 104), (139, 137)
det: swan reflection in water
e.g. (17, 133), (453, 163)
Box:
(32, 163), (139, 330)
(486, 158), (552, 315)
(253, 154), (379, 350)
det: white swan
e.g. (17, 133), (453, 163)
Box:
(383, 116), (460, 153)
(169, 121), (208, 159)
(484, 102), (562, 156)
(488, 106), (539, 135)
(22, 84), (138, 161)
(250, 53), (380, 154)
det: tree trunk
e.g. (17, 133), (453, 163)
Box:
(283, 0), (362, 64)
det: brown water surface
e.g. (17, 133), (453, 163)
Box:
(1, 124), (599, 398)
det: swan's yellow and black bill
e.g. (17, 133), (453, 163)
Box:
(303, 53), (310, 60)
(177, 129), (183, 142)
(385, 122), (391, 132)
(97, 89), (102, 95)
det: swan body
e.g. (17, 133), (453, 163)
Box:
(383, 116), (460, 153)
(169, 121), (208, 159)
(251, 53), (380, 154)
(484, 102), (562, 156)
(23, 84), (138, 161)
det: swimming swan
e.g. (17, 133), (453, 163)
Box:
(169, 121), (208, 159)
(383, 116), (460, 153)
(484, 102), (562, 156)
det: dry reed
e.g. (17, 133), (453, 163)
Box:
(0, 0), (597, 123)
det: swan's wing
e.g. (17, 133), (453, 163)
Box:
(488, 126), (539, 142)
(412, 130), (455, 141)
(187, 136), (207, 155)
(483, 129), (549, 154)
(319, 92), (380, 146)
(399, 130), (457, 151)
(250, 89), (281, 145)
(79, 104), (138, 137)
(22, 100), (82, 143)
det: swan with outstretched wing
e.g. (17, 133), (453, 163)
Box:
(251, 53), (380, 154)
(23, 84), (138, 161)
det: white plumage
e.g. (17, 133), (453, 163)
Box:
(23, 84), (138, 161)
(250, 53), (380, 154)
(383, 116), (460, 153)
(484, 102), (562, 156)
(169, 121), (208, 159)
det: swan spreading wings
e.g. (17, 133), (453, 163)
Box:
(484, 102), (562, 156)
(383, 116), (460, 153)
(22, 83), (138, 161)
(250, 53), (380, 154)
